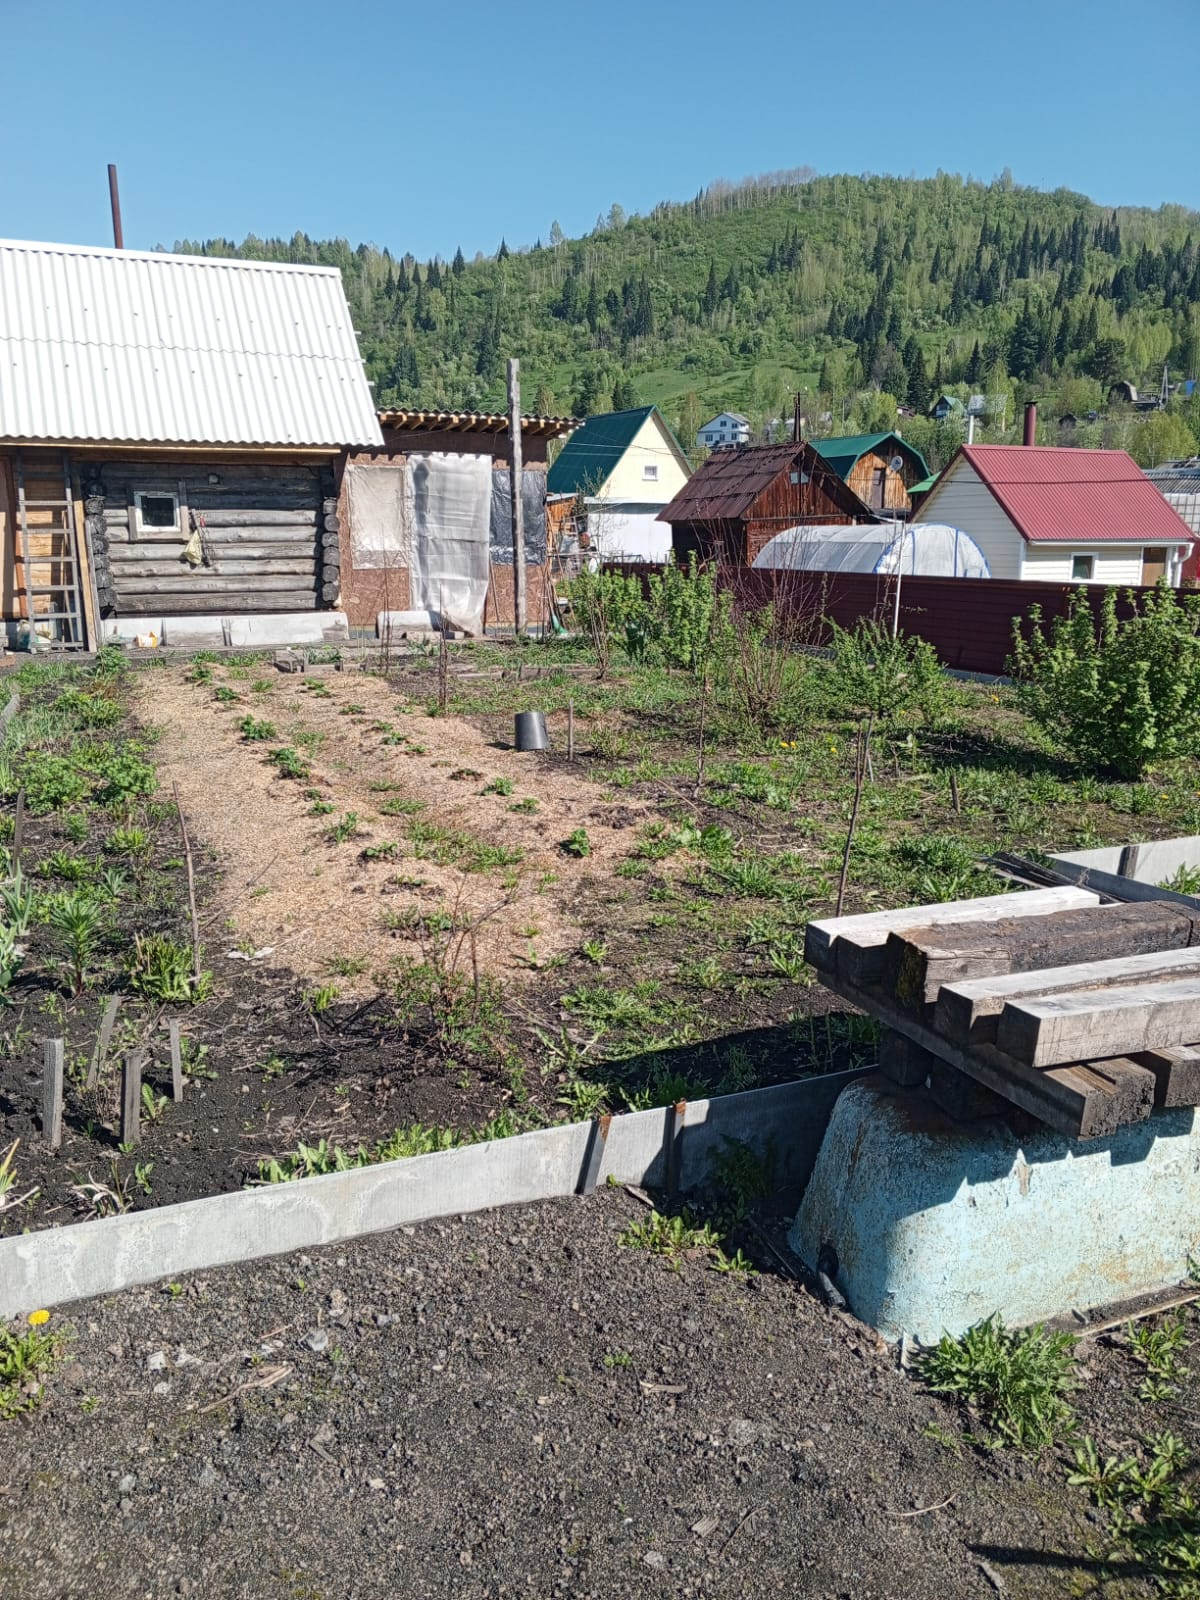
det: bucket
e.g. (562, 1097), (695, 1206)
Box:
(514, 711), (548, 752)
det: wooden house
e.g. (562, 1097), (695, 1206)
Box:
(657, 441), (871, 566)
(806, 432), (930, 514)
(546, 406), (691, 563)
(338, 409), (578, 633)
(917, 443), (1195, 584)
(0, 237), (381, 650)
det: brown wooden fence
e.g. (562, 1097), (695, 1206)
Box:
(606, 565), (1167, 677)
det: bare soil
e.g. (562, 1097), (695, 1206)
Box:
(0, 1188), (1158, 1600)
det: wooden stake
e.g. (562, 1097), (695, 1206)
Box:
(86, 994), (121, 1090)
(169, 1020), (184, 1102)
(567, 699), (575, 760)
(42, 1039), (64, 1150)
(950, 768), (961, 814)
(12, 789), (25, 869)
(834, 716), (872, 918)
(120, 1051), (143, 1146)
(507, 357), (526, 638)
(172, 781), (201, 984)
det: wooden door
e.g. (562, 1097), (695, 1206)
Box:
(1142, 547), (1168, 585)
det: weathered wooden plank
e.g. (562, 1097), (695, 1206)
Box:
(196, 509), (319, 528)
(113, 574), (320, 595)
(822, 969), (1154, 1138)
(42, 1039), (64, 1150)
(997, 977), (1200, 1068)
(806, 886), (1100, 983)
(1130, 1045), (1200, 1108)
(890, 901), (1198, 1012)
(109, 557), (317, 579)
(877, 1028), (932, 1086)
(107, 544), (317, 566)
(937, 946), (1200, 1046)
(115, 591), (319, 616)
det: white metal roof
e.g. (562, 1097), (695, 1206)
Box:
(0, 238), (383, 449)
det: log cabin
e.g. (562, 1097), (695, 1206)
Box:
(657, 441), (872, 566)
(0, 237), (381, 650)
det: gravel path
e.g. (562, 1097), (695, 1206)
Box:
(1, 1190), (1095, 1599)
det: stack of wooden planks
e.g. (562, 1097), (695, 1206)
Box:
(805, 887), (1200, 1139)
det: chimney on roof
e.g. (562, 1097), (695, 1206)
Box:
(107, 164), (124, 249)
(1023, 401), (1038, 447)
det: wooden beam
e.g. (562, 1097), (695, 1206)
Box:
(805, 886), (1101, 984)
(822, 970), (1154, 1138)
(937, 946), (1200, 1046)
(887, 901), (1198, 1012)
(1130, 1046), (1200, 1108)
(996, 977), (1200, 1068)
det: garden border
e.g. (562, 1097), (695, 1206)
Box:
(0, 1069), (865, 1317)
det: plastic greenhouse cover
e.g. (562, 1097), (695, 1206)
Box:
(752, 522), (989, 578)
(408, 452), (492, 634)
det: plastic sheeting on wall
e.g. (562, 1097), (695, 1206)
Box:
(489, 470), (548, 566)
(345, 463), (412, 570)
(409, 452), (491, 634)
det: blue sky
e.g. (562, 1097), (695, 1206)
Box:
(2, 0), (1196, 259)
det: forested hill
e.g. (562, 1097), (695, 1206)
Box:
(177, 170), (1200, 467)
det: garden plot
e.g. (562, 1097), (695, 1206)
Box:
(5, 1188), (1200, 1599)
(137, 661), (646, 992)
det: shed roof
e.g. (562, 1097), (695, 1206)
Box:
(0, 237), (383, 449)
(657, 442), (868, 523)
(807, 431), (929, 482)
(1143, 458), (1200, 497)
(546, 405), (687, 495)
(935, 444), (1195, 545)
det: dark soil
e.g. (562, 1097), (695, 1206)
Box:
(0, 1188), (1147, 1600)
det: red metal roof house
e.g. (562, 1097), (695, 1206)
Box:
(918, 443), (1195, 587)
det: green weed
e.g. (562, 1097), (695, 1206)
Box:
(919, 1315), (1077, 1450)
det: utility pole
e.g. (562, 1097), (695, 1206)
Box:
(507, 357), (526, 638)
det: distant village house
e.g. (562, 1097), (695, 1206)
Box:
(696, 412), (751, 450)
(546, 405), (690, 564)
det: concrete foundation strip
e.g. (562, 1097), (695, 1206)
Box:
(0, 1071), (864, 1319)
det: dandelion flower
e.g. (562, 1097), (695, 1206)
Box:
(28, 1309), (50, 1326)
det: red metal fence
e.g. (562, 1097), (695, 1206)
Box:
(606, 566), (1168, 677)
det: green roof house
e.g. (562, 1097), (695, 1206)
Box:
(547, 405), (691, 561)
(807, 431), (930, 513)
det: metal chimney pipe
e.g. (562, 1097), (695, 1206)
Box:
(107, 164), (124, 249)
(1023, 401), (1038, 446)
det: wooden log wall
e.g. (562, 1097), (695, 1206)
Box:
(846, 453), (911, 514)
(83, 461), (338, 617)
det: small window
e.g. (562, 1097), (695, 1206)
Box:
(643, 464), (658, 481)
(135, 491), (180, 535)
(1071, 554), (1095, 582)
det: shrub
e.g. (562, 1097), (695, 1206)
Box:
(1009, 585), (1200, 779)
(828, 618), (949, 727)
(88, 748), (157, 807)
(12, 753), (90, 814)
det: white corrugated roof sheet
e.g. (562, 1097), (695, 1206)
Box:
(0, 238), (383, 448)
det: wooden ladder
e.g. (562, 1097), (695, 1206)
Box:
(15, 451), (87, 649)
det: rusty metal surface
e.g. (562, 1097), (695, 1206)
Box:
(659, 442), (869, 524)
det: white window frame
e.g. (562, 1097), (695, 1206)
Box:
(642, 463), (659, 481)
(1070, 552), (1096, 583)
(133, 489), (182, 537)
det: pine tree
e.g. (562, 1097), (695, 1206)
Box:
(452, 247), (465, 276)
(497, 238), (510, 261)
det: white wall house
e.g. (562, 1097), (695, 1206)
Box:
(918, 444), (1195, 585)
(546, 405), (692, 563)
(697, 412), (750, 451)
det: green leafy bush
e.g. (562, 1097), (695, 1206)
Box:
(828, 618), (949, 727)
(1009, 585), (1200, 779)
(87, 748), (157, 807)
(12, 753), (90, 814)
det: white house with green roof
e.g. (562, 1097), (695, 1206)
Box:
(546, 405), (691, 561)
